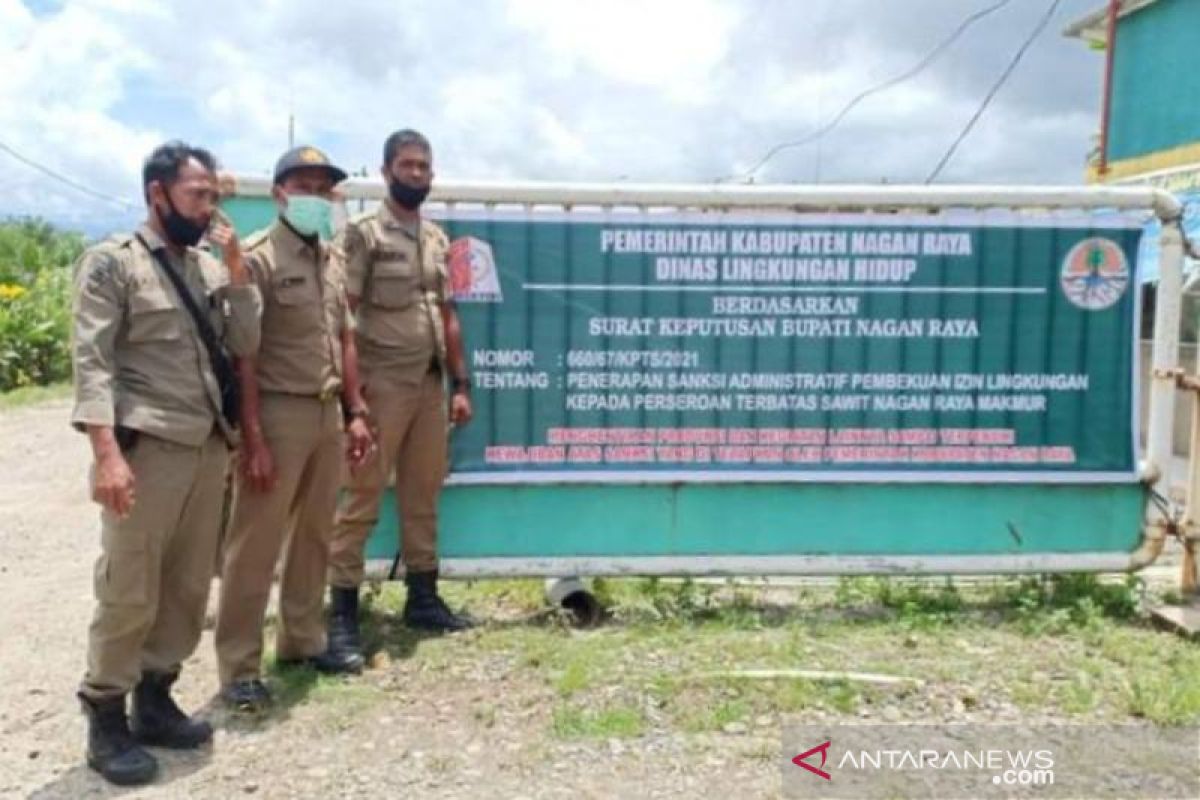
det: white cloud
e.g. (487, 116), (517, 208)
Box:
(0, 1), (34, 47)
(507, 0), (737, 102)
(530, 107), (590, 167)
(0, 0), (164, 227)
(0, 0), (1108, 235)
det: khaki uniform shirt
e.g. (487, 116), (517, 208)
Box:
(340, 202), (448, 383)
(71, 224), (262, 446)
(243, 220), (352, 398)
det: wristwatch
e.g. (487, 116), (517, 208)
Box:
(452, 375), (472, 393)
(343, 404), (371, 425)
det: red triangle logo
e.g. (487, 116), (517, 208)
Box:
(792, 740), (832, 781)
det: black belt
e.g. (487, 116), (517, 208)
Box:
(263, 387), (340, 403)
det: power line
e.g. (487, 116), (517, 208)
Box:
(729, 0), (1016, 182)
(0, 139), (136, 211)
(925, 0), (1064, 183)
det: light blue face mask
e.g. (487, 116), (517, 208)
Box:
(283, 195), (334, 240)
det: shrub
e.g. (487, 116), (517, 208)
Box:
(0, 219), (85, 391)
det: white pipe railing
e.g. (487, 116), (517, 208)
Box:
(1147, 223), (1185, 488)
(227, 176), (1182, 217)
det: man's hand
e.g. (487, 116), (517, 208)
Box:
(93, 451), (136, 517)
(241, 431), (277, 492)
(208, 217), (247, 284)
(345, 416), (375, 470)
(449, 389), (472, 426)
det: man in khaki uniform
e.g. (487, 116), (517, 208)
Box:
(326, 129), (473, 657)
(72, 141), (260, 786)
(215, 146), (373, 712)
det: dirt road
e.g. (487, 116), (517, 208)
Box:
(3, 398), (1197, 799)
(0, 400), (778, 799)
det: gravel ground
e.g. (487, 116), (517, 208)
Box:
(1, 398), (1194, 799)
(0, 400), (782, 799)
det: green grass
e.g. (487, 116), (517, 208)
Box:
(552, 703), (646, 739)
(266, 657), (383, 711)
(463, 578), (546, 613)
(1060, 672), (1099, 714)
(282, 575), (1200, 737)
(537, 575), (1200, 724)
(554, 659), (593, 697)
(668, 673), (869, 732)
(675, 690), (751, 733)
(1123, 671), (1200, 725)
(0, 381), (70, 410)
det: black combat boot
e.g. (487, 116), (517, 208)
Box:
(286, 646), (365, 675)
(324, 585), (365, 669)
(79, 693), (158, 786)
(278, 587), (365, 675)
(402, 570), (474, 632)
(130, 671), (213, 749)
(222, 678), (272, 712)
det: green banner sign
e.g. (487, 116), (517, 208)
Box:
(435, 210), (1142, 483)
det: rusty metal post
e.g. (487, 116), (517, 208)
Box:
(1180, 252), (1200, 595)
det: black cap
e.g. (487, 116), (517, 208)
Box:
(272, 145), (348, 185)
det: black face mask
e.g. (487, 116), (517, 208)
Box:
(389, 180), (430, 210)
(157, 191), (208, 248)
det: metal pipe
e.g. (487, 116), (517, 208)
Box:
(1183, 356), (1200, 590)
(1097, 0), (1121, 176)
(1128, 521), (1167, 570)
(1146, 222), (1185, 493)
(224, 176), (1183, 220)
(1180, 248), (1200, 591)
(369, 553), (1146, 578)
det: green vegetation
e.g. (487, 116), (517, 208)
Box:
(0, 218), (85, 391)
(230, 574), (1200, 745)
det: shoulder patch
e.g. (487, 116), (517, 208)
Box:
(75, 248), (122, 292)
(341, 216), (374, 251)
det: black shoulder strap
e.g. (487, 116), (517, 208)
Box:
(135, 233), (240, 428)
(134, 233), (228, 366)
(415, 219), (428, 295)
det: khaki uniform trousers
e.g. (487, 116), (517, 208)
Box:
(215, 394), (342, 686)
(81, 431), (229, 701)
(329, 369), (447, 587)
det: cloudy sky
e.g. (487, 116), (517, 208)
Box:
(1, 0), (1107, 235)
